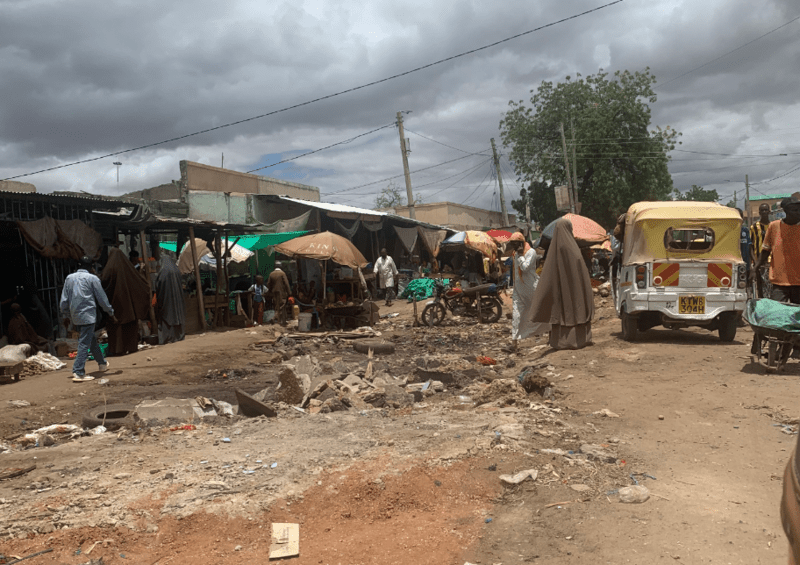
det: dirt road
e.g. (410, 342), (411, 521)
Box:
(0, 299), (795, 564)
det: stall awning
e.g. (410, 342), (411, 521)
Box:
(160, 230), (309, 253)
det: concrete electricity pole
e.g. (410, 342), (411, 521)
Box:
(745, 174), (751, 226)
(559, 123), (576, 213)
(396, 111), (416, 219)
(490, 138), (510, 226)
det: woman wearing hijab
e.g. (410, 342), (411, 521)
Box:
(101, 248), (151, 355)
(507, 232), (550, 351)
(156, 258), (187, 344)
(529, 218), (594, 350)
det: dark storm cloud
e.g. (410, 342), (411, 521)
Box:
(1, 0), (799, 209)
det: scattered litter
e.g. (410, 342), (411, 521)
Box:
(476, 355), (496, 366)
(170, 424), (197, 432)
(271, 462), (278, 468)
(269, 523), (299, 559)
(617, 485), (650, 503)
(7, 400), (30, 408)
(97, 378), (109, 385)
(499, 469), (538, 485)
(593, 408), (620, 418)
(90, 426), (107, 435)
(380, 312), (400, 319)
(484, 517), (493, 523)
(222, 438), (231, 443)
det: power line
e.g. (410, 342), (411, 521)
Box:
(656, 13), (800, 90)
(245, 123), (395, 173)
(1, 1), (622, 183)
(320, 153), (481, 197)
(404, 129), (490, 156)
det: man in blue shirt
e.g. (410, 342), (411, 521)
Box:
(60, 256), (117, 382)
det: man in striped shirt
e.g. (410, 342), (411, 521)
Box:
(750, 203), (771, 298)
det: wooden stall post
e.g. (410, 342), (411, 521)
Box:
(188, 226), (206, 331)
(223, 231), (231, 326)
(214, 231), (223, 328)
(139, 230), (158, 331)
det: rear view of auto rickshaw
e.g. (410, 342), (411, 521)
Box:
(611, 201), (747, 341)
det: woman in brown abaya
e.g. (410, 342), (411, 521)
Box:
(101, 248), (151, 355)
(528, 218), (594, 350)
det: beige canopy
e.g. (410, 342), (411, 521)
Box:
(273, 231), (368, 270)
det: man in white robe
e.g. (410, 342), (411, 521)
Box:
(508, 233), (550, 350)
(374, 248), (398, 306)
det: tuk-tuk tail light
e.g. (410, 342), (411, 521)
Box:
(635, 265), (647, 288)
(737, 265), (747, 288)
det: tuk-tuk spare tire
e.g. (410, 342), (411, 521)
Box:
(82, 403), (136, 430)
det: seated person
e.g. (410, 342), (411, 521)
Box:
(7, 303), (49, 354)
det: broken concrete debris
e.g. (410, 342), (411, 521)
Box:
(618, 485), (650, 503)
(274, 365), (311, 405)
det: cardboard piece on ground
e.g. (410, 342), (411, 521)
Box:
(270, 523), (299, 559)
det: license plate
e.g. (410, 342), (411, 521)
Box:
(679, 296), (705, 314)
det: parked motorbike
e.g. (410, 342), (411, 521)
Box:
(421, 279), (504, 326)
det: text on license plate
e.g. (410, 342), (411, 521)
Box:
(679, 296), (705, 314)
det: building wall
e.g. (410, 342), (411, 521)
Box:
(180, 160), (320, 201)
(0, 180), (36, 193)
(389, 202), (516, 230)
(746, 194), (791, 220)
(187, 191), (253, 224)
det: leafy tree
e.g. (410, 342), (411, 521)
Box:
(510, 180), (558, 231)
(674, 185), (719, 202)
(500, 68), (680, 228)
(375, 181), (422, 209)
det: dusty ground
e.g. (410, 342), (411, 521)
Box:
(0, 294), (796, 564)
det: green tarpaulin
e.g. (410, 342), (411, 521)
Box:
(159, 231), (309, 253)
(400, 278), (450, 302)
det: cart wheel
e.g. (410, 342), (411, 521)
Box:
(767, 341), (779, 372)
(421, 302), (446, 327)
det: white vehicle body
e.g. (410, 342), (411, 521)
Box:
(611, 201), (747, 341)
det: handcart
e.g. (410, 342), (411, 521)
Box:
(746, 299), (800, 373)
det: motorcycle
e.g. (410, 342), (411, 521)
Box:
(421, 279), (504, 326)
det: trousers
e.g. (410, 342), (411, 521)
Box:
(73, 323), (106, 376)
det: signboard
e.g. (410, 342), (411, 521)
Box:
(554, 185), (570, 212)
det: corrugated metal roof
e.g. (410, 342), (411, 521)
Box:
(279, 196), (388, 217)
(268, 195), (451, 231)
(749, 193), (792, 201)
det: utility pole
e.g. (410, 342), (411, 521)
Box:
(745, 174), (751, 226)
(396, 111), (416, 219)
(490, 138), (510, 226)
(113, 162), (122, 190)
(570, 119), (579, 213)
(559, 123), (575, 213)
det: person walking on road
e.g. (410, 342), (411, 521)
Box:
(528, 219), (594, 350)
(750, 202), (772, 298)
(751, 195), (800, 304)
(60, 256), (117, 382)
(374, 248), (398, 306)
(267, 266), (292, 325)
(506, 232), (549, 351)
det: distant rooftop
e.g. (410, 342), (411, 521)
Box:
(749, 193), (793, 201)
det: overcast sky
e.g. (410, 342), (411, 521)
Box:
(1, 0), (799, 213)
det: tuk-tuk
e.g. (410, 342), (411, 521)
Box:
(611, 201), (747, 341)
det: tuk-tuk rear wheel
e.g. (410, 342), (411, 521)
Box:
(621, 304), (639, 342)
(718, 312), (737, 342)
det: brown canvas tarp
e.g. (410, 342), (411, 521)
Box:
(17, 217), (103, 260)
(417, 228), (449, 257)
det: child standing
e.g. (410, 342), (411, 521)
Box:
(249, 275), (268, 325)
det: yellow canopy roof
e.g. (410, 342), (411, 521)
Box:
(622, 201), (743, 265)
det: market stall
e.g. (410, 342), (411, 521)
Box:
(273, 231), (373, 330)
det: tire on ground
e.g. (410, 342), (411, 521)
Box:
(81, 403), (137, 430)
(353, 341), (396, 355)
